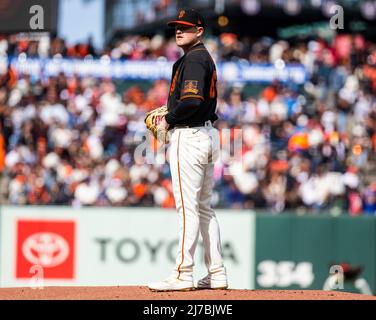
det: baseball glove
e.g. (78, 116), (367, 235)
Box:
(144, 105), (170, 144)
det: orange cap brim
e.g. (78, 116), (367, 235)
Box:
(167, 20), (196, 27)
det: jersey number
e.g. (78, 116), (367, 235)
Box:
(209, 70), (217, 99)
(170, 69), (179, 96)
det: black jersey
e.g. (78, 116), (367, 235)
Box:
(165, 42), (219, 128)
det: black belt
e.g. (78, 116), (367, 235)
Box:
(174, 121), (211, 128)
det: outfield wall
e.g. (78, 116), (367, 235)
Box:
(255, 214), (376, 294)
(0, 206), (374, 294)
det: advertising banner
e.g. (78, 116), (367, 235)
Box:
(0, 57), (307, 84)
(0, 206), (255, 289)
(2, 206), (374, 294)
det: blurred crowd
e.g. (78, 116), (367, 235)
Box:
(0, 31), (375, 215)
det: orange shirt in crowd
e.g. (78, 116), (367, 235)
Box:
(288, 132), (309, 151)
(0, 133), (5, 172)
(133, 183), (147, 199)
(6, 66), (17, 89)
(363, 65), (376, 92)
(262, 86), (277, 103)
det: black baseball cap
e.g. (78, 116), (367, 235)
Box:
(167, 9), (205, 28)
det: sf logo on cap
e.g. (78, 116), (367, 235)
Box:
(178, 10), (185, 18)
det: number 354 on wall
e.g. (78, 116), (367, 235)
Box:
(257, 261), (314, 288)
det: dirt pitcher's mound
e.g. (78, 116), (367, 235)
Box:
(0, 286), (375, 300)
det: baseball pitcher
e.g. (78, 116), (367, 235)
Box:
(146, 8), (228, 292)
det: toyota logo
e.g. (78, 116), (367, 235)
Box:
(22, 232), (70, 268)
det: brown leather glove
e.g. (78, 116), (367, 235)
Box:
(144, 105), (170, 144)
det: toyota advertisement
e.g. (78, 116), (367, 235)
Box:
(0, 206), (254, 288)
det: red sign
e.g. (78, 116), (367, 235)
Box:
(16, 220), (75, 279)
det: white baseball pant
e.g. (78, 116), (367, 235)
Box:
(168, 121), (226, 280)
